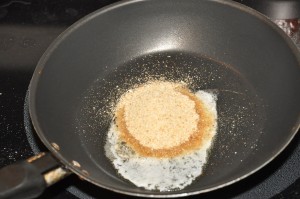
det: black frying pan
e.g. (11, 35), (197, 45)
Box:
(0, 0), (300, 198)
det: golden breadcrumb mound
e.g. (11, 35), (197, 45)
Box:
(115, 81), (214, 158)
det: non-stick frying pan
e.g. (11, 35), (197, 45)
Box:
(0, 0), (300, 198)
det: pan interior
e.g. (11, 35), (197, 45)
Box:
(29, 0), (300, 196)
(75, 51), (266, 193)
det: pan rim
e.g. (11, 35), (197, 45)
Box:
(28, 0), (300, 197)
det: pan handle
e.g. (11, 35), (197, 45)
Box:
(0, 153), (70, 199)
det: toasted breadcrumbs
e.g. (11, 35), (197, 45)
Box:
(115, 81), (214, 158)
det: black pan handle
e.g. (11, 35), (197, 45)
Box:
(0, 153), (70, 199)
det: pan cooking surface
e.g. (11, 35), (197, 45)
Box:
(28, 0), (300, 196)
(76, 51), (266, 191)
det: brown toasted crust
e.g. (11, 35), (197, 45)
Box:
(115, 87), (214, 158)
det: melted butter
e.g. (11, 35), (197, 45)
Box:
(104, 90), (218, 191)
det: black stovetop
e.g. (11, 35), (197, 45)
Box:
(0, 1), (299, 198)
